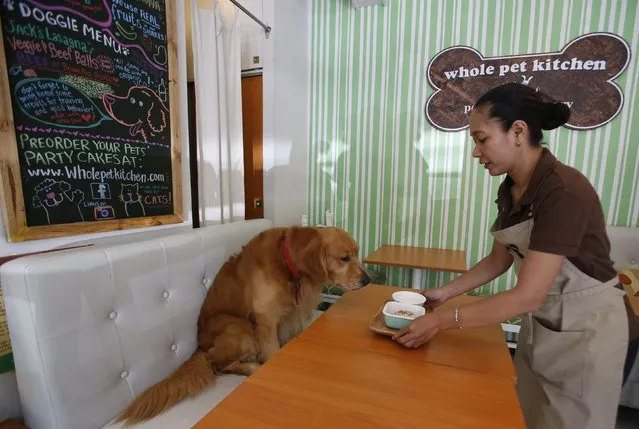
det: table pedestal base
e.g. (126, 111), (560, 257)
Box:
(412, 269), (423, 290)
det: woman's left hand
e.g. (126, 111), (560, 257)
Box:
(392, 313), (441, 348)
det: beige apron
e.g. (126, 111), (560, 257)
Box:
(491, 215), (628, 429)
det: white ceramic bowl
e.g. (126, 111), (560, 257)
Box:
(382, 301), (426, 329)
(392, 290), (426, 306)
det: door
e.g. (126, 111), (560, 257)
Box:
(241, 74), (264, 219)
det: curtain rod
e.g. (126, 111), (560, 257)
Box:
(228, 0), (271, 39)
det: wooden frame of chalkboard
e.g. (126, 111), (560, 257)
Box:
(0, 0), (183, 242)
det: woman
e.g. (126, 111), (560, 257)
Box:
(393, 82), (630, 429)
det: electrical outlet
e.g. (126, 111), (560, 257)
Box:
(253, 56), (260, 64)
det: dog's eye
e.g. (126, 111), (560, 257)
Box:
(130, 98), (136, 104)
(340, 256), (350, 262)
(138, 101), (144, 107)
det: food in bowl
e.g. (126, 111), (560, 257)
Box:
(382, 301), (426, 329)
(392, 310), (417, 319)
(392, 290), (426, 306)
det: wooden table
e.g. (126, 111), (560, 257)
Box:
(195, 285), (524, 428)
(298, 285), (516, 379)
(364, 245), (467, 289)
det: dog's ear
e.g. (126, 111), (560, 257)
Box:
(59, 181), (71, 191)
(139, 88), (168, 134)
(146, 102), (166, 133)
(286, 227), (329, 280)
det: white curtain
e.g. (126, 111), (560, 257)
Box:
(191, 0), (245, 225)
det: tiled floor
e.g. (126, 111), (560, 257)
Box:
(617, 405), (639, 429)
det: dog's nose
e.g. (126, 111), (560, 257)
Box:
(360, 271), (372, 286)
(103, 94), (115, 105)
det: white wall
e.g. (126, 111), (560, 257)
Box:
(231, 0), (310, 227)
(0, 1), (192, 256)
(261, 0), (310, 227)
(190, 0), (264, 74)
(237, 0), (265, 71)
(187, 0), (310, 229)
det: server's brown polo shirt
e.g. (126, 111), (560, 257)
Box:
(494, 148), (617, 283)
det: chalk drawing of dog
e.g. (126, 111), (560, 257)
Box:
(103, 86), (169, 142)
(32, 179), (85, 224)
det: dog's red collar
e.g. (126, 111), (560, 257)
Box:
(282, 237), (301, 305)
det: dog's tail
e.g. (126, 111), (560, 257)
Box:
(115, 349), (213, 424)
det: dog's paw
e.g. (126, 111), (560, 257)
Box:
(257, 351), (269, 364)
(227, 362), (261, 376)
(258, 343), (280, 363)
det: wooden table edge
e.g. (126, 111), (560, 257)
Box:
(363, 258), (468, 272)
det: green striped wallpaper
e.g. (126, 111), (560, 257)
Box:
(308, 0), (639, 293)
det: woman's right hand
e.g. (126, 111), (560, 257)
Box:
(421, 287), (451, 309)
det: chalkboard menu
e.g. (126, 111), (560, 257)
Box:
(0, 0), (182, 242)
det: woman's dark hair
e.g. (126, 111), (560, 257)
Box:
(474, 82), (571, 146)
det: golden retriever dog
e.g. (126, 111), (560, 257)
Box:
(116, 226), (370, 424)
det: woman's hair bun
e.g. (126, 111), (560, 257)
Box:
(541, 102), (571, 130)
(474, 82), (571, 145)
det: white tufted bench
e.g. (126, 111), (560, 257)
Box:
(0, 219), (273, 429)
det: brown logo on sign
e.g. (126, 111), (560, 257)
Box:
(425, 32), (631, 131)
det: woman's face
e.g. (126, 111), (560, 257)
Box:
(469, 105), (519, 176)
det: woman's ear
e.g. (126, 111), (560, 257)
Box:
(512, 120), (528, 139)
